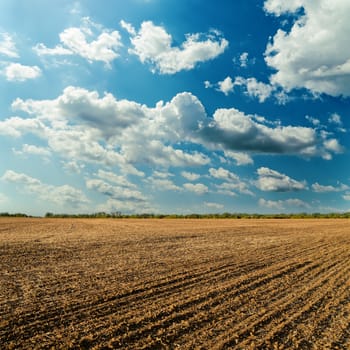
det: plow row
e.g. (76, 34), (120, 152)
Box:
(1, 218), (350, 349)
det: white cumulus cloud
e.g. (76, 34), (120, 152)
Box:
(343, 193), (350, 201)
(147, 178), (182, 192)
(217, 76), (234, 95)
(124, 20), (228, 74)
(1, 170), (89, 207)
(13, 144), (51, 158)
(259, 197), (310, 210)
(0, 116), (46, 138)
(181, 171), (201, 181)
(210, 167), (253, 196)
(264, 0), (350, 97)
(312, 182), (349, 193)
(329, 113), (342, 125)
(34, 17), (122, 67)
(203, 107), (325, 157)
(234, 76), (274, 103)
(96, 169), (136, 188)
(86, 178), (146, 202)
(209, 167), (239, 182)
(264, 0), (304, 16)
(204, 202), (224, 210)
(3, 86), (341, 180)
(305, 115), (320, 127)
(323, 139), (343, 154)
(183, 183), (208, 195)
(214, 75), (277, 103)
(223, 151), (254, 166)
(256, 167), (307, 192)
(3, 63), (41, 82)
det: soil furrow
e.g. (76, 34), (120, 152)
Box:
(88, 250), (341, 348)
(1, 257), (311, 344)
(237, 254), (350, 349)
(1, 240), (321, 338)
(2, 218), (350, 349)
(209, 252), (350, 349)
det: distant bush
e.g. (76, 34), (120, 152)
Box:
(0, 212), (29, 217)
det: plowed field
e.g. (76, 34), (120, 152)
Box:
(1, 218), (350, 349)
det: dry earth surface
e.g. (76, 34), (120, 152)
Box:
(1, 218), (350, 349)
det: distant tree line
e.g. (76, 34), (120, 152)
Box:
(0, 212), (30, 217)
(42, 212), (350, 219)
(1, 211), (350, 219)
(45, 211), (122, 218)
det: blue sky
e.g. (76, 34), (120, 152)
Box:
(1, 0), (350, 216)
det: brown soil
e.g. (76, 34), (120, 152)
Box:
(1, 218), (350, 349)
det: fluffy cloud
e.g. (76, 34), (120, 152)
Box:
(256, 167), (307, 192)
(120, 20), (136, 36)
(124, 20), (228, 74)
(181, 171), (201, 181)
(202, 107), (328, 157)
(212, 109), (305, 159)
(62, 160), (85, 174)
(233, 52), (255, 68)
(305, 115), (320, 127)
(1, 170), (89, 207)
(210, 167), (252, 196)
(234, 77), (274, 102)
(86, 178), (146, 202)
(153, 91), (207, 143)
(312, 182), (349, 193)
(204, 202), (224, 210)
(9, 87), (210, 171)
(147, 178), (182, 192)
(259, 198), (310, 210)
(214, 76), (274, 102)
(217, 76), (234, 95)
(239, 52), (249, 67)
(263, 0), (304, 16)
(215, 182), (253, 197)
(153, 170), (174, 179)
(123, 140), (210, 168)
(46, 128), (126, 167)
(56, 86), (146, 138)
(223, 151), (254, 166)
(145, 170), (186, 191)
(0, 33), (18, 58)
(13, 144), (51, 158)
(183, 183), (209, 195)
(34, 44), (73, 56)
(0, 116), (46, 138)
(264, 0), (350, 97)
(209, 167), (239, 182)
(327, 113), (346, 133)
(96, 170), (136, 188)
(343, 193), (350, 201)
(3, 86), (341, 179)
(204, 80), (213, 89)
(34, 17), (122, 66)
(328, 113), (342, 125)
(3, 63), (41, 82)
(3, 99), (135, 170)
(323, 139), (343, 154)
